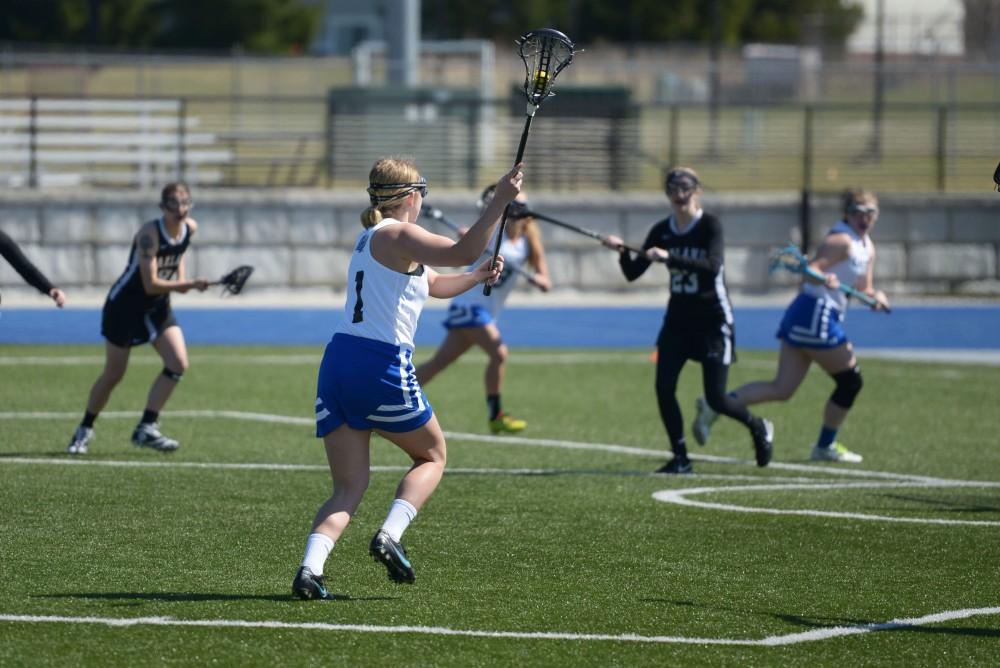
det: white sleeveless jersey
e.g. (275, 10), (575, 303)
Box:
(335, 218), (429, 348)
(450, 231), (530, 318)
(802, 220), (873, 312)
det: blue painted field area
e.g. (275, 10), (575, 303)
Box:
(1, 304), (997, 350)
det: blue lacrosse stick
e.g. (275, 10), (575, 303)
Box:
(769, 244), (889, 313)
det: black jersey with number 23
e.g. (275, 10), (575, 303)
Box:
(620, 211), (733, 327)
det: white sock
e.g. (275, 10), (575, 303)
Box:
(381, 498), (418, 542)
(301, 532), (334, 575)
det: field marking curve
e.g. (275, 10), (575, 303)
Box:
(1, 607), (998, 646)
(653, 480), (1000, 526)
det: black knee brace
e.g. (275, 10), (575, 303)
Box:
(161, 367), (184, 382)
(830, 366), (863, 409)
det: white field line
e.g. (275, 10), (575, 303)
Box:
(0, 409), (977, 485)
(1, 607), (998, 646)
(653, 481), (1000, 527)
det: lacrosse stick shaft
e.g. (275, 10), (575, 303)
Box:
(530, 211), (650, 258)
(484, 112), (535, 296)
(430, 208), (543, 290)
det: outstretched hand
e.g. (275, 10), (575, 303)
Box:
(49, 288), (66, 308)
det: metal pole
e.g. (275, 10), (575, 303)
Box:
(386, 0), (419, 87)
(177, 98), (187, 182)
(800, 105), (814, 252)
(28, 96), (38, 189)
(936, 105), (947, 192)
(870, 0), (885, 159)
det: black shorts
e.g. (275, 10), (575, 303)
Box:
(656, 319), (736, 365)
(101, 297), (177, 348)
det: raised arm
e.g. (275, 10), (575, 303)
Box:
(390, 164), (524, 269)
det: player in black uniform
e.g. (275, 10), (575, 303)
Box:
(0, 228), (67, 307)
(603, 167), (773, 473)
(66, 182), (209, 455)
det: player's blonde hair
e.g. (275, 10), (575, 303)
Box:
(360, 157), (421, 229)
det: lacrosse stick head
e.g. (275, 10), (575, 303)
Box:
(516, 29), (576, 108)
(220, 265), (254, 296)
(769, 245), (809, 275)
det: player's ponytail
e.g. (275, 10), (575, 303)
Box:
(360, 206), (383, 229)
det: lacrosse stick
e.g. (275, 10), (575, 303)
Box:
(769, 245), (889, 313)
(420, 204), (545, 290)
(526, 210), (663, 261)
(484, 28), (577, 296)
(208, 265), (254, 296)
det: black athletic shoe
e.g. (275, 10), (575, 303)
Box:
(655, 457), (693, 475)
(291, 566), (332, 600)
(369, 530), (415, 584)
(750, 418), (774, 467)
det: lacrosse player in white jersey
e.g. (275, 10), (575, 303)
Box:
(697, 188), (890, 464)
(416, 186), (552, 434)
(292, 157), (523, 599)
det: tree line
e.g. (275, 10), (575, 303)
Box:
(0, 0), (864, 54)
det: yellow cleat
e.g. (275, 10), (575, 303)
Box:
(489, 413), (527, 434)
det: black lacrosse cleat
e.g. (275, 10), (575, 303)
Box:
(655, 457), (693, 475)
(750, 417), (774, 468)
(369, 530), (415, 584)
(291, 566), (333, 600)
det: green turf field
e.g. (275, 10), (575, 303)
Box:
(1, 344), (998, 665)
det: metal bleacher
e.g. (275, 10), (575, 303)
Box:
(0, 98), (232, 188)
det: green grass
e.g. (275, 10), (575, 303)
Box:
(1, 344), (999, 666)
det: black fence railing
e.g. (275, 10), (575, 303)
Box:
(0, 94), (996, 193)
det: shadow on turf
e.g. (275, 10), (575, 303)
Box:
(642, 601), (1000, 639)
(38, 592), (393, 603)
(877, 492), (1000, 514)
(775, 613), (1000, 639)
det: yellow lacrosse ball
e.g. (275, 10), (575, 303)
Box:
(534, 70), (548, 87)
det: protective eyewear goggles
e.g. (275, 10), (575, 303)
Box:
(163, 197), (193, 209)
(665, 171), (699, 196)
(369, 178), (428, 199)
(848, 204), (878, 216)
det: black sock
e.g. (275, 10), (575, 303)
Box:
(487, 395), (501, 421)
(672, 439), (689, 460)
(81, 412), (97, 429)
(140, 409), (159, 425)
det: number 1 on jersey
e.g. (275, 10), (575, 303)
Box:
(352, 270), (365, 323)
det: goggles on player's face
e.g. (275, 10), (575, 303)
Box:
(848, 203), (878, 217)
(367, 178), (428, 205)
(664, 171), (699, 197)
(163, 196), (192, 211)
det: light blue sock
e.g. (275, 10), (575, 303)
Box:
(817, 425), (838, 449)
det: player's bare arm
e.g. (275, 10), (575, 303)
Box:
(426, 257), (504, 299)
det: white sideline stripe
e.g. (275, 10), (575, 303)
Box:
(653, 481), (1000, 526)
(0, 409), (969, 484)
(1, 607), (998, 646)
(0, 457), (840, 484)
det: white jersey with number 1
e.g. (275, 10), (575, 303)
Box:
(335, 218), (429, 348)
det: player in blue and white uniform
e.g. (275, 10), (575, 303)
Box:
(703, 189), (890, 463)
(65, 183), (209, 455)
(604, 167), (774, 474)
(416, 187), (551, 434)
(292, 158), (523, 600)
